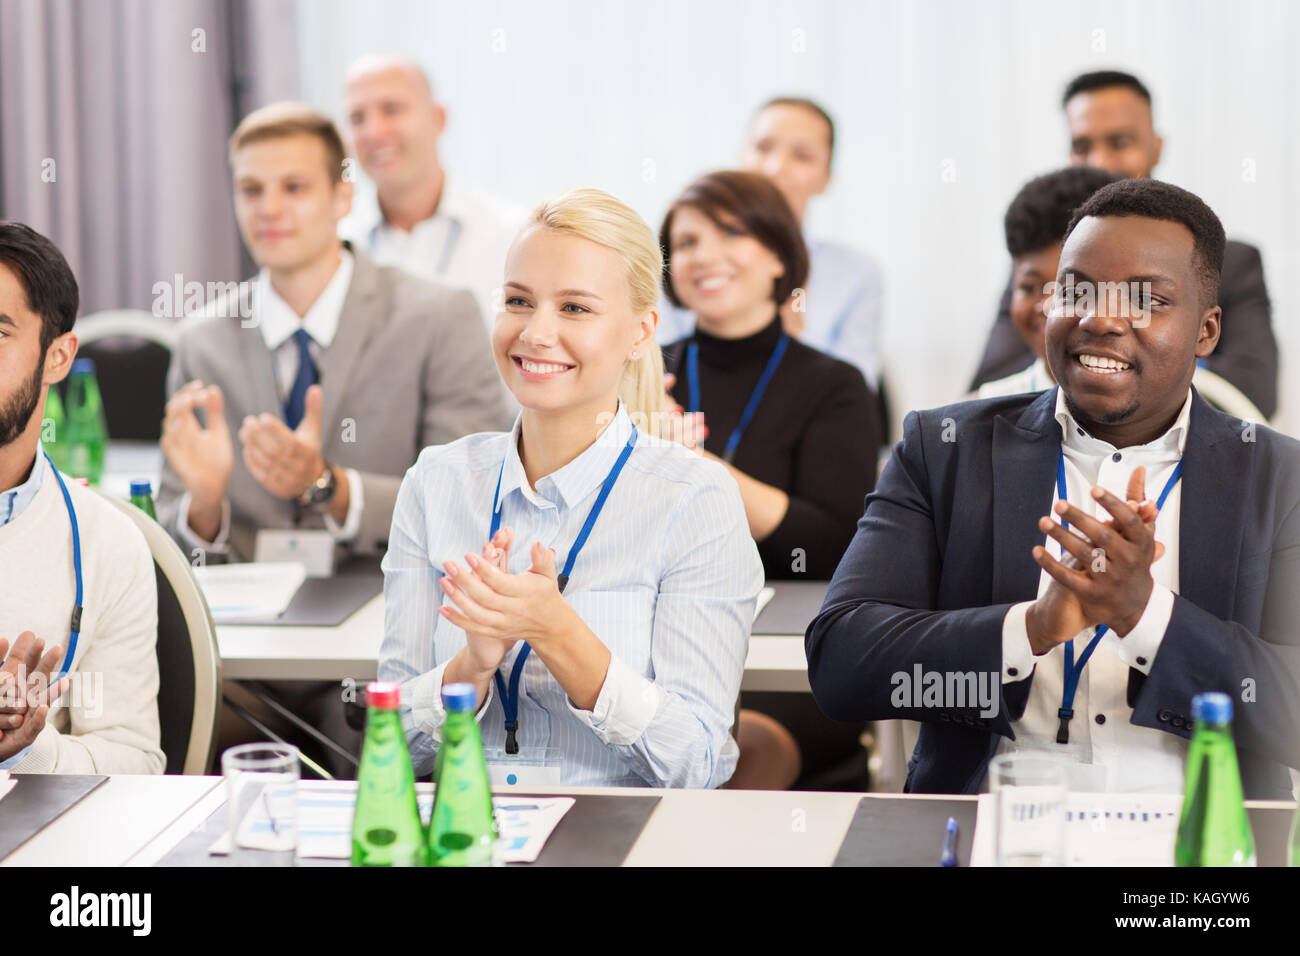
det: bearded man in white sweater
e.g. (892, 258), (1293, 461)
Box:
(0, 222), (163, 774)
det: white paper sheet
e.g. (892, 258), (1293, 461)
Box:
(0, 771), (14, 803)
(753, 587), (776, 622)
(971, 791), (1184, 866)
(209, 780), (574, 864)
(193, 562), (306, 623)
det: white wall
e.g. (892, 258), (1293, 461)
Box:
(296, 0), (1300, 430)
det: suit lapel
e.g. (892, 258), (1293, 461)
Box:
(319, 248), (385, 450)
(1177, 390), (1248, 621)
(237, 315), (282, 419)
(991, 389), (1060, 604)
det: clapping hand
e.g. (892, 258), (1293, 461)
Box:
(1027, 466), (1165, 654)
(0, 632), (70, 761)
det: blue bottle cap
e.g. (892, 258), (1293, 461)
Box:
(71, 358), (96, 374)
(441, 682), (478, 713)
(129, 479), (152, 497)
(1191, 692), (1233, 724)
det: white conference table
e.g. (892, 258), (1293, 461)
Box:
(4, 774), (919, 867)
(217, 594), (811, 692)
(20, 775), (1298, 868)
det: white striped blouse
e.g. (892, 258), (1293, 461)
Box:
(378, 403), (763, 788)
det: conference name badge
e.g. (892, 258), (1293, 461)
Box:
(254, 529), (336, 578)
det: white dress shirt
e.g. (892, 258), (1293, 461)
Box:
(976, 357), (1055, 399)
(658, 233), (885, 388)
(339, 177), (526, 329)
(378, 402), (764, 788)
(997, 387), (1193, 793)
(178, 251), (364, 550)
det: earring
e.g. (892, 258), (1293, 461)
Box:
(630, 350), (639, 360)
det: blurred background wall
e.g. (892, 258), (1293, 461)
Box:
(3, 0), (1296, 426)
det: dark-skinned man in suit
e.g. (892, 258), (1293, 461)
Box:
(810, 179), (1299, 798)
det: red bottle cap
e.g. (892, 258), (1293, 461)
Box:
(365, 681), (401, 710)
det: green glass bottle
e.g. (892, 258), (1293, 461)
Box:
(129, 479), (157, 520)
(63, 359), (108, 485)
(1174, 692), (1256, 867)
(427, 682), (497, 867)
(42, 384), (67, 472)
(351, 682), (424, 867)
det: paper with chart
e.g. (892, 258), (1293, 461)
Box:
(193, 562), (306, 623)
(209, 780), (574, 864)
(971, 792), (1183, 866)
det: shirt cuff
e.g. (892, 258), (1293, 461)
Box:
(0, 744), (32, 771)
(1001, 602), (1039, 684)
(1115, 584), (1174, 675)
(566, 654), (661, 746)
(176, 491), (231, 554)
(323, 468), (364, 543)
(409, 660), (495, 744)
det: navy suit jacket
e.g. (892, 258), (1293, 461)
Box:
(806, 387), (1300, 798)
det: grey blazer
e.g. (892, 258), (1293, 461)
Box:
(156, 247), (510, 562)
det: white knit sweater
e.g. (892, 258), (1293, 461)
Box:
(0, 462), (164, 773)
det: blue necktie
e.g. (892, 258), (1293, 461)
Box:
(283, 328), (318, 430)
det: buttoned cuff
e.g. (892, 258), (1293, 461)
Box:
(409, 660), (495, 744)
(1114, 584), (1174, 675)
(0, 744), (32, 771)
(566, 654), (661, 746)
(323, 468), (364, 543)
(1001, 602), (1038, 684)
(177, 491), (231, 554)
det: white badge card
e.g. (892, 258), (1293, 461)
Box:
(484, 748), (564, 788)
(254, 529), (336, 578)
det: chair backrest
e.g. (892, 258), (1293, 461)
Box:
(102, 494), (221, 774)
(74, 310), (176, 442)
(1192, 366), (1268, 425)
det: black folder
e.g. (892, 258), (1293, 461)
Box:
(0, 773), (107, 861)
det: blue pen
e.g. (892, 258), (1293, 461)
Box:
(940, 817), (958, 867)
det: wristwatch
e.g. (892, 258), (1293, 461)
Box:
(298, 463), (338, 510)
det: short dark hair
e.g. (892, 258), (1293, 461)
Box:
(0, 221), (80, 351)
(1062, 70), (1153, 110)
(660, 170), (809, 309)
(756, 96), (835, 158)
(1064, 178), (1226, 308)
(1005, 166), (1118, 258)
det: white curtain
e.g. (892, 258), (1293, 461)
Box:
(0, 0), (301, 316)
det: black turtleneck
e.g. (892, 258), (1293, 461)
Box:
(663, 316), (880, 580)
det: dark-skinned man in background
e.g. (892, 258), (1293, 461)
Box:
(969, 70), (1278, 420)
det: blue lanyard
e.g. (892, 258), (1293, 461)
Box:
(1053, 450), (1183, 744)
(44, 452), (83, 681)
(488, 425), (638, 753)
(685, 331), (790, 463)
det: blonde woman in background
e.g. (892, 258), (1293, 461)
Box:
(379, 189), (763, 788)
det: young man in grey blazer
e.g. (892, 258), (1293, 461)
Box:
(158, 102), (508, 565)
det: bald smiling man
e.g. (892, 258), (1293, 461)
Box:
(338, 54), (526, 330)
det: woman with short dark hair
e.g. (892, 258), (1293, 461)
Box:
(660, 170), (880, 790)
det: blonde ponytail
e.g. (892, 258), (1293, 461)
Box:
(528, 188), (666, 436)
